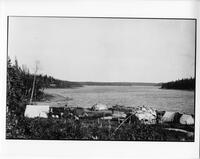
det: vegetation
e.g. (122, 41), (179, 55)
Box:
(161, 78), (195, 90)
(6, 108), (194, 141)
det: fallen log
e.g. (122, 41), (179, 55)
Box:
(164, 128), (194, 137)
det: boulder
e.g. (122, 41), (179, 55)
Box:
(180, 114), (194, 125)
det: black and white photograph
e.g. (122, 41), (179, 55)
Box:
(1, 1), (200, 159)
(6, 16), (196, 141)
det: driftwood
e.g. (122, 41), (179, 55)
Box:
(164, 128), (194, 137)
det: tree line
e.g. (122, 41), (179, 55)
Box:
(7, 57), (81, 118)
(161, 78), (195, 90)
(78, 81), (156, 86)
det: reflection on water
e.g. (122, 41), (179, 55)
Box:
(44, 86), (194, 114)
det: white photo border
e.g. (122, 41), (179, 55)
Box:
(0, 0), (199, 159)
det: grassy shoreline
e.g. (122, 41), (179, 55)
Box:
(6, 112), (194, 141)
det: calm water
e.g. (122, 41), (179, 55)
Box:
(44, 86), (195, 114)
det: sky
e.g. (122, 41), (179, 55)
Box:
(8, 17), (195, 83)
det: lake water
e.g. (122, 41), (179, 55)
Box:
(44, 86), (195, 114)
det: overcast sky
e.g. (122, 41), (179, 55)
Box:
(8, 17), (195, 83)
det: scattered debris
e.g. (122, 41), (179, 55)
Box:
(134, 106), (157, 124)
(49, 107), (65, 118)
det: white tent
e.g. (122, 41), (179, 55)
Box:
(180, 114), (194, 125)
(24, 105), (50, 118)
(161, 111), (176, 123)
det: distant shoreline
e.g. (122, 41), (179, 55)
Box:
(76, 81), (157, 86)
(48, 82), (158, 88)
(160, 87), (195, 91)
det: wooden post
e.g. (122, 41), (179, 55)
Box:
(30, 62), (39, 104)
(30, 73), (36, 104)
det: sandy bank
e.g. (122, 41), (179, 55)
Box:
(35, 92), (70, 107)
